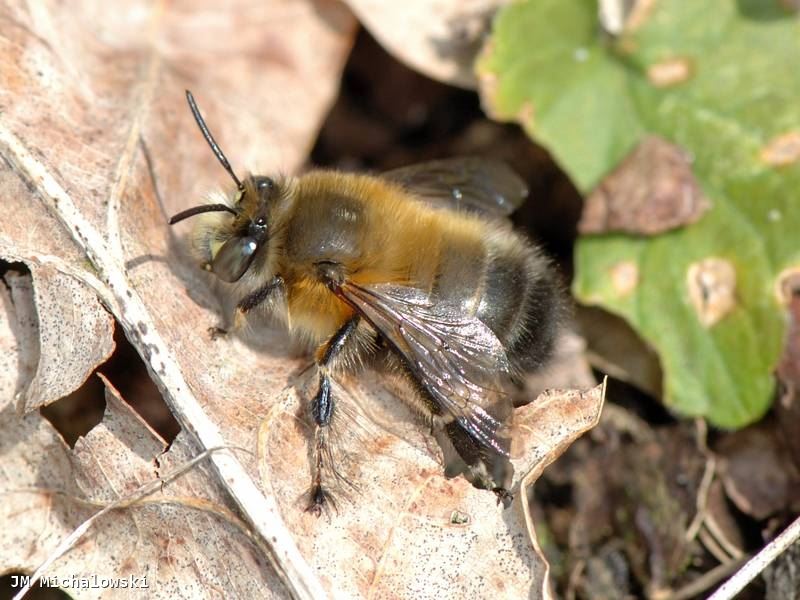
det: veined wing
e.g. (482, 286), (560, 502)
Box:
(336, 280), (514, 457)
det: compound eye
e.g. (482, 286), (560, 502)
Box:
(210, 236), (259, 282)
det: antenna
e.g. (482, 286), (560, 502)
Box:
(169, 203), (237, 225)
(186, 90), (244, 190)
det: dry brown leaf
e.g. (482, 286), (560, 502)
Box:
(0, 307), (604, 600)
(0, 163), (116, 411)
(0, 1), (604, 597)
(343, 0), (506, 89)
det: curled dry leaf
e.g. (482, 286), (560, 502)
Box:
(343, 0), (506, 89)
(0, 177), (287, 596)
(3, 264), (604, 599)
(578, 136), (711, 236)
(0, 0), (602, 597)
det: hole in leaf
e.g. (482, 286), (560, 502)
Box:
(39, 374), (105, 448)
(41, 322), (180, 447)
(0, 259), (29, 282)
(101, 324), (181, 444)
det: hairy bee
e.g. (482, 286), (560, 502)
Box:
(170, 91), (561, 514)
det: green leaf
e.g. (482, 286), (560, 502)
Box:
(477, 0), (800, 427)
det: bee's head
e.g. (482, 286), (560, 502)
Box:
(169, 91), (278, 283)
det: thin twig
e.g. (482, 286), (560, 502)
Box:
(703, 515), (745, 561)
(699, 526), (737, 565)
(708, 513), (800, 599)
(684, 468), (713, 542)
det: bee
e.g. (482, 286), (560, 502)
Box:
(170, 91), (562, 514)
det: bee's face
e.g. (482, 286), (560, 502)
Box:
(204, 175), (278, 283)
(170, 174), (281, 283)
(169, 92), (292, 283)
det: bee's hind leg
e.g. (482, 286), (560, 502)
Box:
(306, 314), (362, 516)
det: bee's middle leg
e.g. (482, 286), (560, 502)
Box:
(306, 314), (362, 515)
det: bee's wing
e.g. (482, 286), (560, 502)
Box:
(337, 280), (514, 457)
(383, 157), (528, 217)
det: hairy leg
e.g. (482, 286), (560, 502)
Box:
(306, 315), (363, 515)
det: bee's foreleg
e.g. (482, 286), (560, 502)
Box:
(305, 314), (361, 516)
(214, 275), (284, 336)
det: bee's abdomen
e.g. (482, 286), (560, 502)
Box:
(429, 221), (560, 376)
(476, 229), (561, 375)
